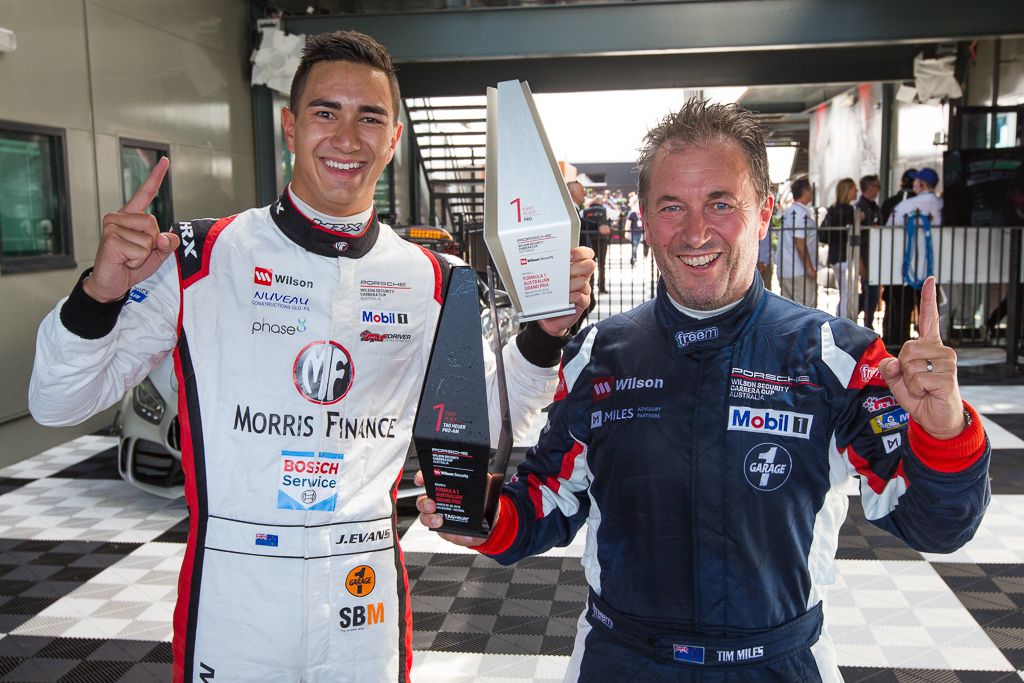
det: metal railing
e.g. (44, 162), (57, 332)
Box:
(454, 213), (1023, 370)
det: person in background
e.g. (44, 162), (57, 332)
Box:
(774, 176), (818, 307)
(820, 177), (858, 318)
(881, 168), (917, 225)
(856, 174), (883, 329)
(626, 193), (645, 266)
(583, 192), (612, 294)
(885, 167), (943, 348)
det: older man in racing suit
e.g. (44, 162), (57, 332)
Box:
(418, 100), (989, 682)
(28, 31), (594, 683)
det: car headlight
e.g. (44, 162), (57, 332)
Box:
(132, 377), (166, 425)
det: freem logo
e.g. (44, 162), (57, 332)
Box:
(728, 407), (813, 439)
(675, 327), (718, 349)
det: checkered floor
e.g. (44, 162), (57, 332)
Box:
(0, 383), (1021, 682)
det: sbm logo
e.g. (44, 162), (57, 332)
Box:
(339, 603), (384, 629)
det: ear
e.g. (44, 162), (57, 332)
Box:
(757, 194), (774, 240)
(385, 121), (404, 164)
(281, 107), (296, 153)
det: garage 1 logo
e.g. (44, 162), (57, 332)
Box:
(293, 341), (354, 404)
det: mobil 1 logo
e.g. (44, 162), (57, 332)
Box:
(743, 443), (793, 492)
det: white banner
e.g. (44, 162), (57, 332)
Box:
(484, 81), (580, 322)
(868, 226), (1024, 285)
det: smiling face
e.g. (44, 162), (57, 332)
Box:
(281, 60), (403, 216)
(642, 141), (772, 310)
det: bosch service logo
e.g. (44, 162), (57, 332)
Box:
(254, 267), (273, 286)
(293, 341), (353, 405)
(743, 443), (792, 492)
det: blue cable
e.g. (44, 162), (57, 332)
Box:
(902, 211), (933, 289)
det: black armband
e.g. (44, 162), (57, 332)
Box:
(59, 269), (129, 340)
(514, 321), (572, 368)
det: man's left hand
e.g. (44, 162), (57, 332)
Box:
(537, 246), (596, 337)
(879, 276), (965, 439)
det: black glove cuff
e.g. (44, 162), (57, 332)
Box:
(59, 268), (129, 340)
(515, 321), (572, 368)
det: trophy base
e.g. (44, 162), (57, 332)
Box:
(429, 470), (506, 539)
(517, 305), (577, 323)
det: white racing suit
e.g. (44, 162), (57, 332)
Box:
(29, 191), (563, 682)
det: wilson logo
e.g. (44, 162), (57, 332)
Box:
(254, 267), (314, 289)
(592, 377), (614, 401)
(254, 267), (273, 286)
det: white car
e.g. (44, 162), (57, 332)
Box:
(115, 268), (520, 499)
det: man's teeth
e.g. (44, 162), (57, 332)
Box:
(680, 254), (719, 267)
(324, 159), (362, 170)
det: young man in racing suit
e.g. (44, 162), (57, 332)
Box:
(418, 100), (990, 682)
(28, 32), (595, 683)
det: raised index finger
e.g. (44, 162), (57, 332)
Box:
(917, 276), (942, 343)
(122, 157), (169, 214)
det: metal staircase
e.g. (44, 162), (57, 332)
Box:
(404, 96), (488, 229)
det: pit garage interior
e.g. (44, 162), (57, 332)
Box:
(1, 1), (1024, 681)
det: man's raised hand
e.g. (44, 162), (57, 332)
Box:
(537, 245), (597, 337)
(879, 276), (965, 439)
(83, 157), (179, 303)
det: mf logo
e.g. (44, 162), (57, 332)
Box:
(293, 341), (353, 405)
(591, 411), (603, 428)
(254, 267), (273, 286)
(743, 443), (793, 492)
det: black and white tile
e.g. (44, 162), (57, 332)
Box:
(0, 386), (1020, 682)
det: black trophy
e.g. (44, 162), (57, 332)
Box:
(413, 266), (513, 537)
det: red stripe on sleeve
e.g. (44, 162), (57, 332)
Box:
(558, 441), (585, 481)
(844, 443), (900, 495)
(848, 338), (892, 389)
(181, 215), (237, 289)
(554, 365), (568, 402)
(474, 495), (519, 556)
(416, 245), (443, 305)
(909, 402), (987, 473)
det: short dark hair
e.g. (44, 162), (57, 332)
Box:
(289, 31), (401, 122)
(859, 174), (880, 192)
(637, 98), (769, 212)
(900, 169), (917, 189)
(791, 177), (812, 201)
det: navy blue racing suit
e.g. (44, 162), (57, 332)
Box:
(475, 275), (990, 682)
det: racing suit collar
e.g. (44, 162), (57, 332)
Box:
(269, 190), (380, 258)
(656, 273), (767, 356)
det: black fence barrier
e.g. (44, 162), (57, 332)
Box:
(455, 217), (1023, 370)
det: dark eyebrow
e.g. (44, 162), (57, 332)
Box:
(308, 98), (341, 110)
(307, 99), (389, 118)
(654, 190), (738, 204)
(707, 191), (738, 201)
